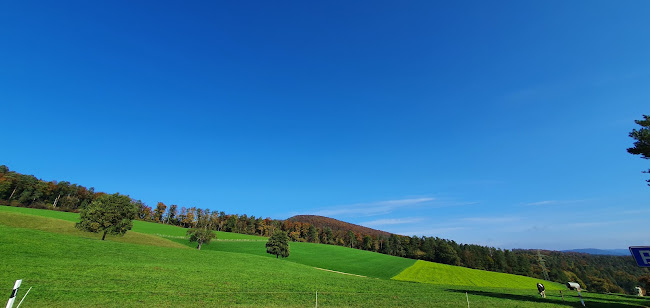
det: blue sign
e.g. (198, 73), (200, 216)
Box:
(629, 246), (650, 267)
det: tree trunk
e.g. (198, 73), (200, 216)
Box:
(9, 187), (17, 199)
(276, 254), (278, 258)
(102, 231), (107, 241)
(53, 194), (61, 208)
(197, 241), (202, 250)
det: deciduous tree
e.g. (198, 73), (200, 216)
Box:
(187, 228), (216, 250)
(154, 202), (167, 222)
(75, 193), (138, 240)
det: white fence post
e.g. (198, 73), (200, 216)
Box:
(5, 280), (22, 308)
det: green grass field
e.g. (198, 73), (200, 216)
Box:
(184, 240), (416, 279)
(394, 260), (564, 290)
(0, 206), (263, 240)
(2, 205), (650, 307)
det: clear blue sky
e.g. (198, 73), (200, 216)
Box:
(1, 1), (648, 250)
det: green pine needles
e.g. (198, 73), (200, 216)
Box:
(628, 114), (650, 185)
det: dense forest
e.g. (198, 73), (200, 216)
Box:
(288, 215), (391, 238)
(1, 165), (648, 294)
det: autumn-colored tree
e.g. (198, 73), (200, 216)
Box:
(185, 207), (196, 228)
(154, 202), (167, 222)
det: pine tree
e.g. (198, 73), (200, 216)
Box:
(628, 114), (650, 185)
(266, 230), (290, 258)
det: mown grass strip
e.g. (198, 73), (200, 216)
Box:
(393, 260), (565, 290)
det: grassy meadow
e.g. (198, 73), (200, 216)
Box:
(2, 205), (650, 307)
(394, 260), (564, 290)
(186, 240), (415, 279)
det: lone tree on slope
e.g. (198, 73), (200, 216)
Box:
(266, 229), (290, 258)
(187, 228), (216, 250)
(627, 114), (650, 185)
(76, 193), (138, 240)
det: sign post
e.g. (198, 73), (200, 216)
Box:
(629, 247), (650, 267)
(6, 280), (21, 308)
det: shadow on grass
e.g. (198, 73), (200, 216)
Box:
(446, 289), (647, 308)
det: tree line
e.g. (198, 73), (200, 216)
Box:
(1, 164), (647, 294)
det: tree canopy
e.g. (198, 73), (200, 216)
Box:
(187, 228), (216, 250)
(266, 230), (290, 258)
(627, 114), (650, 185)
(75, 193), (138, 240)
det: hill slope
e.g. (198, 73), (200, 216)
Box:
(2, 207), (648, 307)
(287, 214), (391, 238)
(394, 260), (563, 290)
(562, 248), (629, 256)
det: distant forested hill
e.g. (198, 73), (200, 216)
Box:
(561, 248), (629, 256)
(287, 215), (390, 238)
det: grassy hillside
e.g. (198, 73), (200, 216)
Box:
(184, 240), (415, 279)
(394, 260), (564, 290)
(0, 205), (263, 239)
(0, 211), (186, 249)
(2, 206), (649, 307)
(0, 206), (412, 279)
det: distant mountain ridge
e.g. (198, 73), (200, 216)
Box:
(287, 215), (391, 238)
(561, 248), (630, 256)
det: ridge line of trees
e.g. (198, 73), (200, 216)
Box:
(0, 165), (647, 294)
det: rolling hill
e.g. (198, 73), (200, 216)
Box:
(287, 214), (391, 238)
(2, 205), (648, 307)
(562, 248), (630, 256)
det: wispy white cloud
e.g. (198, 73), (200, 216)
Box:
(566, 220), (632, 228)
(522, 199), (587, 206)
(397, 227), (466, 237)
(305, 197), (435, 217)
(460, 216), (520, 224)
(524, 200), (559, 206)
(360, 217), (425, 227)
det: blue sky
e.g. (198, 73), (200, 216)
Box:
(1, 1), (648, 250)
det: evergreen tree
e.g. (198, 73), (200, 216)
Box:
(628, 114), (650, 185)
(307, 225), (319, 243)
(266, 230), (290, 258)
